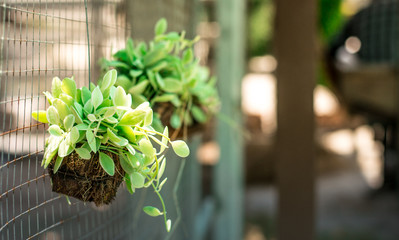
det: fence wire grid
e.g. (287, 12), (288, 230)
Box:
(0, 0), (197, 239)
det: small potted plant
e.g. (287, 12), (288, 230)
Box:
(32, 69), (189, 231)
(101, 19), (220, 138)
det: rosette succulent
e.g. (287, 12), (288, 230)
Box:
(101, 18), (220, 134)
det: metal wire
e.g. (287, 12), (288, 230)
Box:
(0, 0), (196, 239)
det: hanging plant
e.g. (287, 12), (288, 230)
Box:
(101, 18), (220, 138)
(32, 69), (189, 231)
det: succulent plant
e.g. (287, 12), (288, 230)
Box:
(101, 18), (220, 134)
(32, 69), (189, 231)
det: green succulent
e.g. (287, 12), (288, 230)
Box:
(101, 18), (220, 132)
(32, 69), (189, 232)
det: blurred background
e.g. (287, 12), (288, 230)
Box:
(1, 0), (399, 239)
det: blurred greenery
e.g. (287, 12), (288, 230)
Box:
(319, 0), (344, 44)
(247, 0), (274, 57)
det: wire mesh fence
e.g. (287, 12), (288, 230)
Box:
(0, 0), (199, 239)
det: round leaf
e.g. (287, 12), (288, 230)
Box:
(120, 154), (134, 174)
(139, 138), (155, 157)
(48, 125), (64, 137)
(171, 140), (190, 157)
(47, 106), (60, 125)
(131, 172), (145, 188)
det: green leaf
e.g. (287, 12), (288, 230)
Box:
(61, 77), (77, 99)
(170, 112), (181, 129)
(113, 86), (128, 107)
(115, 75), (131, 90)
(120, 154), (134, 174)
(86, 129), (97, 153)
(53, 99), (71, 120)
(144, 109), (153, 127)
(128, 80), (149, 95)
(143, 44), (166, 67)
(59, 93), (74, 107)
(84, 101), (94, 114)
(70, 126), (79, 144)
(155, 73), (165, 88)
(43, 91), (54, 104)
(191, 106), (207, 123)
(32, 110), (48, 123)
(99, 152), (115, 176)
(139, 138), (155, 157)
(102, 107), (116, 118)
(143, 206), (163, 217)
(131, 94), (148, 108)
(73, 102), (84, 117)
(107, 60), (130, 70)
(129, 69), (143, 78)
(48, 125), (64, 137)
(126, 38), (135, 63)
(160, 127), (169, 154)
(158, 178), (168, 191)
(91, 86), (103, 110)
(76, 88), (83, 104)
(118, 126), (137, 143)
(96, 137), (101, 152)
(87, 114), (97, 122)
(100, 69), (117, 93)
(131, 172), (145, 188)
(58, 139), (69, 157)
(104, 116), (118, 124)
(125, 174), (135, 194)
(115, 137), (128, 147)
(75, 123), (89, 130)
(171, 140), (190, 157)
(182, 48), (193, 64)
(53, 156), (64, 173)
(155, 18), (167, 36)
(118, 110), (146, 126)
(46, 106), (60, 125)
(75, 147), (91, 159)
(51, 77), (62, 98)
(161, 78), (183, 93)
(157, 158), (166, 180)
(126, 144), (136, 155)
(81, 86), (92, 104)
(107, 128), (121, 142)
(64, 114), (75, 131)
(151, 94), (175, 104)
(128, 152), (141, 167)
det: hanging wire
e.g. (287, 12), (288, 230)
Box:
(84, 0), (91, 85)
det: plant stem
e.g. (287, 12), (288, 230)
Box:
(151, 182), (169, 231)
